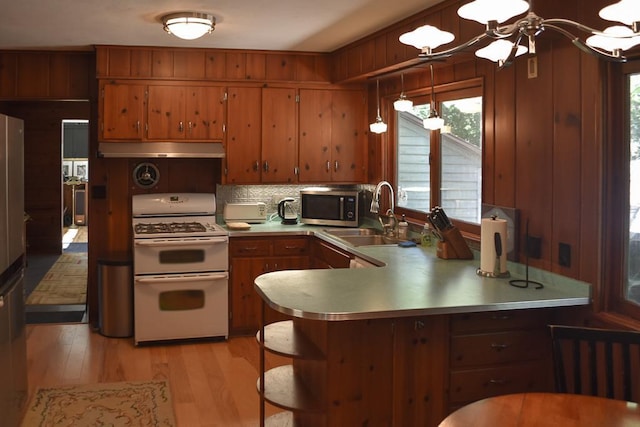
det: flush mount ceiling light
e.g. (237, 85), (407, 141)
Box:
(162, 12), (216, 40)
(399, 0), (640, 68)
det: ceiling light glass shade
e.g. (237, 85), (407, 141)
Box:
(394, 97), (414, 112)
(586, 26), (640, 51)
(599, 0), (640, 26)
(162, 12), (215, 40)
(370, 118), (388, 134)
(457, 0), (529, 25)
(423, 114), (444, 131)
(399, 25), (455, 51)
(475, 39), (528, 62)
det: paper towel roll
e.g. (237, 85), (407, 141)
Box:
(480, 217), (508, 275)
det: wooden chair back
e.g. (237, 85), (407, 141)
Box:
(549, 325), (640, 402)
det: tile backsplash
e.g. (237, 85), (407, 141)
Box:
(216, 184), (375, 214)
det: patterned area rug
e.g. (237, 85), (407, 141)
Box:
(21, 381), (176, 427)
(25, 252), (87, 305)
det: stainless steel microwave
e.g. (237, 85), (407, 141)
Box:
(300, 188), (362, 227)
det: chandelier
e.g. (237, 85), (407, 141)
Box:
(399, 0), (640, 67)
(162, 12), (216, 40)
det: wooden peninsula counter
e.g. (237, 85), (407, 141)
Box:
(251, 229), (591, 427)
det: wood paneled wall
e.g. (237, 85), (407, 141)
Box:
(355, 0), (610, 305)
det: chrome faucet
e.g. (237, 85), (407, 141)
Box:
(370, 181), (397, 236)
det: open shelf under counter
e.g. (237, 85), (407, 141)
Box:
(257, 320), (325, 359)
(258, 365), (325, 413)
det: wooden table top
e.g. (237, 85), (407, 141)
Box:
(439, 393), (640, 427)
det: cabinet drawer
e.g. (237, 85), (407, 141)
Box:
(450, 310), (549, 334)
(451, 330), (549, 368)
(312, 240), (352, 269)
(273, 238), (309, 256)
(449, 361), (551, 404)
(230, 239), (271, 257)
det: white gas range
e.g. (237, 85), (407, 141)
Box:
(132, 193), (229, 345)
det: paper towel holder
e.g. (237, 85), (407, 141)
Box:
(477, 215), (510, 278)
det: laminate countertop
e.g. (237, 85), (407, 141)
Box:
(226, 220), (591, 321)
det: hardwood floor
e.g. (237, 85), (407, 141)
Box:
(25, 323), (287, 426)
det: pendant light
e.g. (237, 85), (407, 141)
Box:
(423, 64), (444, 131)
(393, 74), (413, 112)
(370, 80), (388, 134)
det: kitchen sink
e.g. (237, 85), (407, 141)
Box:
(324, 228), (401, 246)
(338, 235), (401, 246)
(323, 228), (382, 237)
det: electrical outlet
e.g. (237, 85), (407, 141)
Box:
(272, 194), (288, 205)
(559, 242), (571, 267)
(526, 236), (542, 259)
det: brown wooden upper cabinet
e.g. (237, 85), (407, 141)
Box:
(298, 89), (367, 183)
(147, 85), (225, 141)
(99, 81), (225, 142)
(225, 86), (262, 183)
(100, 82), (146, 140)
(261, 87), (298, 184)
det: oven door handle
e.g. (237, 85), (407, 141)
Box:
(134, 237), (228, 247)
(135, 272), (229, 284)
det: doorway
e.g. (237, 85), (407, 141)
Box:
(24, 117), (90, 323)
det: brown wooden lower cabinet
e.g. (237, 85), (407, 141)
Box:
(257, 309), (557, 426)
(230, 236), (354, 336)
(229, 236), (309, 335)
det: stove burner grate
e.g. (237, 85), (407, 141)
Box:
(135, 221), (208, 234)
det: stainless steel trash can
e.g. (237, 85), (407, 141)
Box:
(98, 257), (133, 338)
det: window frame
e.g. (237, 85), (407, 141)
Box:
(605, 60), (640, 319)
(386, 77), (483, 236)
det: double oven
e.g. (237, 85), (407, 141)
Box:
(132, 193), (229, 345)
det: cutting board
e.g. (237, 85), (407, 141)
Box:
(226, 222), (251, 230)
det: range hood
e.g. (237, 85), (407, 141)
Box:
(98, 142), (225, 158)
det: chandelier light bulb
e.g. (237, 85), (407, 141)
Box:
(599, 0), (640, 26)
(587, 26), (640, 51)
(399, 25), (455, 51)
(457, 0), (529, 25)
(475, 39), (528, 62)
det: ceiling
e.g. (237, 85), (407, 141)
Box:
(0, 0), (444, 53)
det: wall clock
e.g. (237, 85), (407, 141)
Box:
(133, 162), (160, 189)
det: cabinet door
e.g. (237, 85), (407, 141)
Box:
(299, 89), (332, 183)
(101, 83), (146, 140)
(185, 86), (225, 141)
(262, 87), (298, 183)
(230, 256), (268, 335)
(226, 86), (262, 183)
(147, 85), (185, 140)
(331, 90), (366, 183)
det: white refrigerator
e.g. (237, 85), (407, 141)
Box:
(0, 113), (27, 427)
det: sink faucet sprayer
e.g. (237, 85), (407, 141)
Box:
(370, 181), (397, 236)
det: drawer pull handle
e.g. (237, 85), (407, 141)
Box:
(242, 247), (258, 251)
(488, 379), (507, 385)
(284, 245), (301, 250)
(490, 343), (510, 350)
(491, 314), (512, 320)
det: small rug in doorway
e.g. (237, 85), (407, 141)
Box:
(25, 252), (87, 305)
(21, 380), (176, 427)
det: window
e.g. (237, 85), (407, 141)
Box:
(627, 72), (640, 305)
(395, 81), (483, 225)
(606, 61), (640, 319)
